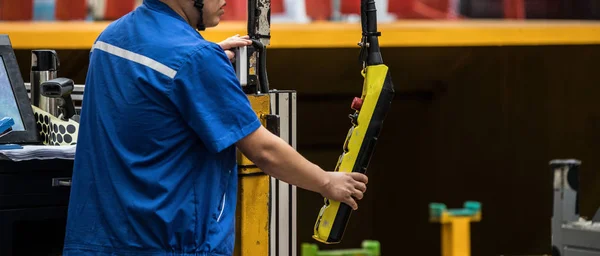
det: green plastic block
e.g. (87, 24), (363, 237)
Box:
(362, 240), (380, 256)
(302, 243), (319, 256)
(301, 240), (380, 256)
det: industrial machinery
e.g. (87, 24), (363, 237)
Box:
(426, 159), (600, 256)
(234, 0), (298, 255)
(312, 0), (395, 244)
(551, 159), (600, 256)
(429, 201), (482, 256)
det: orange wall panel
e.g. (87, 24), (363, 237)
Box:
(104, 0), (135, 20)
(1, 0), (33, 20)
(55, 0), (87, 20)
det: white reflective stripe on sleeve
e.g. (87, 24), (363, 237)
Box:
(92, 41), (177, 79)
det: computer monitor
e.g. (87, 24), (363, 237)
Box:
(0, 34), (39, 144)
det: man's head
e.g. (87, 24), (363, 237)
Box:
(161, 0), (227, 30)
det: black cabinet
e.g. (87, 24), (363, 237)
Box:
(0, 159), (73, 256)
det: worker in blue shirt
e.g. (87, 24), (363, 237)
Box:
(62, 0), (369, 255)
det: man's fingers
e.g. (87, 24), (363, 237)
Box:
(355, 181), (367, 193)
(352, 189), (364, 200)
(225, 50), (235, 60)
(220, 38), (252, 50)
(344, 197), (358, 210)
(239, 39), (253, 45)
(349, 172), (368, 184)
(226, 40), (252, 49)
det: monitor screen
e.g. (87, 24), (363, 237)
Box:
(0, 55), (25, 131)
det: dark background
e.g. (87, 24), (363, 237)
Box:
(13, 44), (600, 256)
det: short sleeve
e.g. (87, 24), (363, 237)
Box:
(169, 44), (261, 153)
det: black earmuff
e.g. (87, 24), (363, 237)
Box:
(193, 0), (206, 31)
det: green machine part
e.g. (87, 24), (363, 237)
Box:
(429, 201), (482, 219)
(302, 240), (381, 256)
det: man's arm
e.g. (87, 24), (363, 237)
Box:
(236, 126), (368, 210)
(170, 43), (367, 209)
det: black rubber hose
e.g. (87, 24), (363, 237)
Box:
(361, 0), (383, 65)
(251, 39), (269, 93)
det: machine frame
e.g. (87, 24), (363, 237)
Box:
(551, 159), (600, 256)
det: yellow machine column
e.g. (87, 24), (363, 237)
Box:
(234, 91), (298, 256)
(232, 1), (298, 255)
(235, 94), (272, 256)
(429, 201), (482, 256)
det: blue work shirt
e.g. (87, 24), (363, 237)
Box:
(62, 1), (261, 255)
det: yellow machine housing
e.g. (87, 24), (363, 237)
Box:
(311, 0), (395, 244)
(313, 64), (394, 244)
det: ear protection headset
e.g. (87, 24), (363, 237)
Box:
(193, 0), (206, 30)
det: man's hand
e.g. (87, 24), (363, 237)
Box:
(318, 172), (368, 210)
(218, 34), (252, 61)
(236, 126), (370, 211)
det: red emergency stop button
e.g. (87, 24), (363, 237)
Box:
(351, 97), (363, 111)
